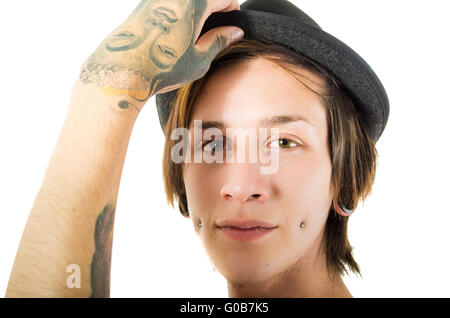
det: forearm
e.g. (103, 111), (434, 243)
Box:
(5, 79), (143, 297)
(5, 0), (243, 298)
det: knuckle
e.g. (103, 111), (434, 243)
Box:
(194, 57), (211, 78)
(214, 34), (227, 50)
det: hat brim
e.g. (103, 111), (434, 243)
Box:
(156, 10), (389, 142)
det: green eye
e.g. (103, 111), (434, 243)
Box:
(269, 138), (299, 149)
(279, 138), (294, 148)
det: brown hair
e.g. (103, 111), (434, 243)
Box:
(162, 36), (378, 279)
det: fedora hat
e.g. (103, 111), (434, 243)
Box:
(155, 0), (390, 142)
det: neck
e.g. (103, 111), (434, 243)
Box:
(227, 262), (352, 298)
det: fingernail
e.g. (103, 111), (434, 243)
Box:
(231, 28), (244, 44)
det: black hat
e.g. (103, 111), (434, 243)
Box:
(156, 0), (390, 142)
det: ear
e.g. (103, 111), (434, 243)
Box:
(333, 200), (353, 217)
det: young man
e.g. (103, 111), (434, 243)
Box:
(5, 0), (388, 297)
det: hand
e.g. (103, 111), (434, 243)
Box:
(80, 0), (244, 106)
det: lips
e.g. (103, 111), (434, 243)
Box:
(218, 226), (276, 242)
(114, 31), (136, 38)
(106, 31), (138, 51)
(216, 219), (277, 230)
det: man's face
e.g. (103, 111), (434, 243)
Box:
(103, 0), (194, 70)
(182, 57), (334, 284)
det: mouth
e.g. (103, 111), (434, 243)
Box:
(218, 226), (277, 242)
(114, 31), (136, 39)
(217, 225), (276, 230)
(106, 31), (138, 51)
(216, 219), (277, 230)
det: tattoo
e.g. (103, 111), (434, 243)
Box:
(118, 100), (130, 109)
(90, 203), (116, 298)
(80, 62), (152, 89)
(79, 61), (154, 102)
(80, 0), (232, 107)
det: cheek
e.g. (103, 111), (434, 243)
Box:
(183, 164), (221, 215)
(274, 154), (332, 226)
(270, 156), (332, 260)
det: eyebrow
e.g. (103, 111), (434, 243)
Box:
(154, 7), (178, 23)
(192, 114), (314, 130)
(259, 114), (314, 127)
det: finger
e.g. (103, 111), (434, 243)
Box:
(210, 0), (240, 13)
(195, 25), (244, 58)
(211, 0), (240, 12)
(194, 0), (240, 45)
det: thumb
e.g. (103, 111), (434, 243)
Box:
(195, 26), (245, 58)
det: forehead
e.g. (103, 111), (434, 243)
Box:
(189, 57), (327, 130)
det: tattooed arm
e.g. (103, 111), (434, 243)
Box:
(5, 0), (243, 297)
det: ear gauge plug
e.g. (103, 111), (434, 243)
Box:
(333, 200), (355, 216)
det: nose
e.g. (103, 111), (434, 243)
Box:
(220, 163), (270, 203)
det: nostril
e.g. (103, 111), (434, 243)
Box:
(221, 188), (269, 203)
(251, 192), (269, 203)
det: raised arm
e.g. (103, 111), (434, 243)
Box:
(5, 0), (243, 297)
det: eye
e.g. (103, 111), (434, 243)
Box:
(203, 138), (225, 153)
(268, 137), (300, 150)
(160, 45), (174, 57)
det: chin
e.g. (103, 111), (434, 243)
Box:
(217, 260), (281, 285)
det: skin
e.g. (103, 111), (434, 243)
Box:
(83, 0), (241, 295)
(6, 0), (243, 297)
(81, 0), (243, 103)
(104, 0), (193, 68)
(183, 57), (353, 297)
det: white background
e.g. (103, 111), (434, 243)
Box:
(1, 0), (449, 298)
